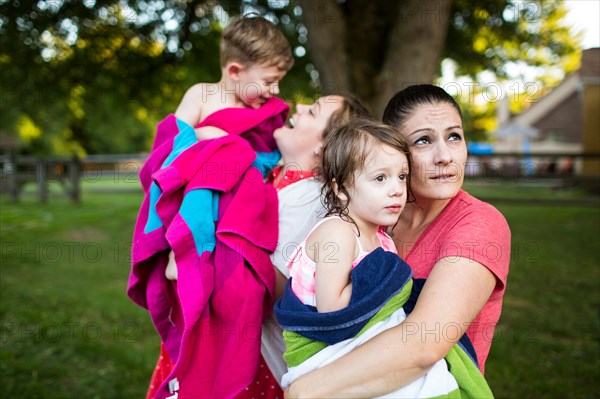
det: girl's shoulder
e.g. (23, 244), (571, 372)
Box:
(306, 217), (358, 254)
(310, 216), (355, 237)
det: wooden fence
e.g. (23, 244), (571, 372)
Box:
(1, 152), (599, 203)
(0, 154), (146, 203)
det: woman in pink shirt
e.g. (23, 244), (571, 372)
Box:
(285, 84), (511, 397)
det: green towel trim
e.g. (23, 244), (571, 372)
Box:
(283, 279), (413, 367)
(440, 345), (494, 399)
(423, 346), (494, 398)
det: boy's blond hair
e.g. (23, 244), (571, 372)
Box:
(220, 14), (294, 71)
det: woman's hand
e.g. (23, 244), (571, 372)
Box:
(165, 251), (178, 280)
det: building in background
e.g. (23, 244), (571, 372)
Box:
(490, 47), (599, 177)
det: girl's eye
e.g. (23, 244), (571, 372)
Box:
(398, 174), (407, 181)
(414, 137), (430, 145)
(375, 175), (385, 182)
(309, 109), (315, 116)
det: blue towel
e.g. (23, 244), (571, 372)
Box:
(275, 248), (413, 345)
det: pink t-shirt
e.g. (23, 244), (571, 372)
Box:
(400, 190), (511, 373)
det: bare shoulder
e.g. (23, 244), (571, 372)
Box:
(179, 83), (210, 103)
(306, 218), (357, 261)
(309, 218), (356, 243)
(185, 82), (208, 94)
(176, 83), (210, 126)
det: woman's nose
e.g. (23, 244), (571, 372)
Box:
(434, 143), (453, 165)
(296, 103), (309, 113)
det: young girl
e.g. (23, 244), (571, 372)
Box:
(288, 117), (410, 312)
(275, 118), (493, 398)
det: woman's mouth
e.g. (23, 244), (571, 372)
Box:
(431, 174), (457, 182)
(287, 116), (296, 128)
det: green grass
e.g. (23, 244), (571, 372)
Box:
(484, 203), (600, 398)
(463, 179), (599, 201)
(1, 186), (599, 398)
(1, 191), (157, 398)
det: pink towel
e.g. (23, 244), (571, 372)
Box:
(128, 98), (289, 398)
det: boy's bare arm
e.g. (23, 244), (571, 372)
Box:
(195, 126), (228, 140)
(165, 251), (177, 280)
(175, 83), (205, 127)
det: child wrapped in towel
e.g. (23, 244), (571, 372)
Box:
(275, 248), (494, 398)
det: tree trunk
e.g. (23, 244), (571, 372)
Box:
(374, 0), (453, 117)
(298, 0), (350, 94)
(300, 0), (453, 118)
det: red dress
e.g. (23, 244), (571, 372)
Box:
(146, 167), (314, 399)
(145, 345), (282, 399)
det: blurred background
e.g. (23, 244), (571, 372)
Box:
(1, 1), (598, 398)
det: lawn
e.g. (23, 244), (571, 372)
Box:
(485, 203), (600, 397)
(0, 191), (155, 398)
(1, 184), (599, 398)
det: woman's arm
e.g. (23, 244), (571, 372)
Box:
(285, 256), (496, 398)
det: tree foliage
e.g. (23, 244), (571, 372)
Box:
(445, 0), (581, 80)
(0, 0), (314, 154)
(0, 0), (582, 154)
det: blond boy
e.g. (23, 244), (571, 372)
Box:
(164, 14), (292, 279)
(175, 14), (293, 140)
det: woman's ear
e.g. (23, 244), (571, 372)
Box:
(313, 143), (323, 156)
(227, 62), (243, 82)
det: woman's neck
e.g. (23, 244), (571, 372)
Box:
(273, 157), (315, 187)
(393, 194), (457, 258)
(279, 156), (316, 174)
(400, 196), (452, 231)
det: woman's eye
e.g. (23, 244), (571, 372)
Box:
(448, 132), (462, 141)
(414, 137), (430, 145)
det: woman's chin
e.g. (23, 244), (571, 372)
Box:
(414, 181), (462, 201)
